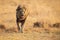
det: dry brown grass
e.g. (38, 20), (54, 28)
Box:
(0, 0), (60, 40)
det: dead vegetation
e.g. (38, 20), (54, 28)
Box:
(52, 23), (60, 28)
(33, 21), (44, 27)
(0, 0), (60, 40)
(48, 23), (60, 28)
(0, 24), (5, 29)
(0, 24), (6, 32)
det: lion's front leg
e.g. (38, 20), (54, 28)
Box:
(20, 20), (25, 33)
(16, 22), (20, 31)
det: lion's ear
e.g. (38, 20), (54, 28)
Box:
(23, 6), (26, 11)
(16, 5), (21, 11)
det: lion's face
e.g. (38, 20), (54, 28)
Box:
(16, 5), (26, 20)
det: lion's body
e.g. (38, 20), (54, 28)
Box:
(16, 5), (29, 33)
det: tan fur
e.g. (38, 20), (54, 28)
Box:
(20, 6), (29, 20)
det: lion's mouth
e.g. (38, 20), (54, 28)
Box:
(20, 16), (24, 18)
(17, 15), (26, 20)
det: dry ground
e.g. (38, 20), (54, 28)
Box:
(0, 0), (60, 40)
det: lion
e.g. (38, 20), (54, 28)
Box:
(16, 5), (29, 33)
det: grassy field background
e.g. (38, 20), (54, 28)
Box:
(0, 0), (60, 40)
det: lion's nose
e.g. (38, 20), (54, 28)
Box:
(21, 14), (24, 16)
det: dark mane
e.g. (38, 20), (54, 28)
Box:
(16, 5), (22, 11)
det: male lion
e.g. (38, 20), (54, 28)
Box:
(16, 5), (28, 33)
